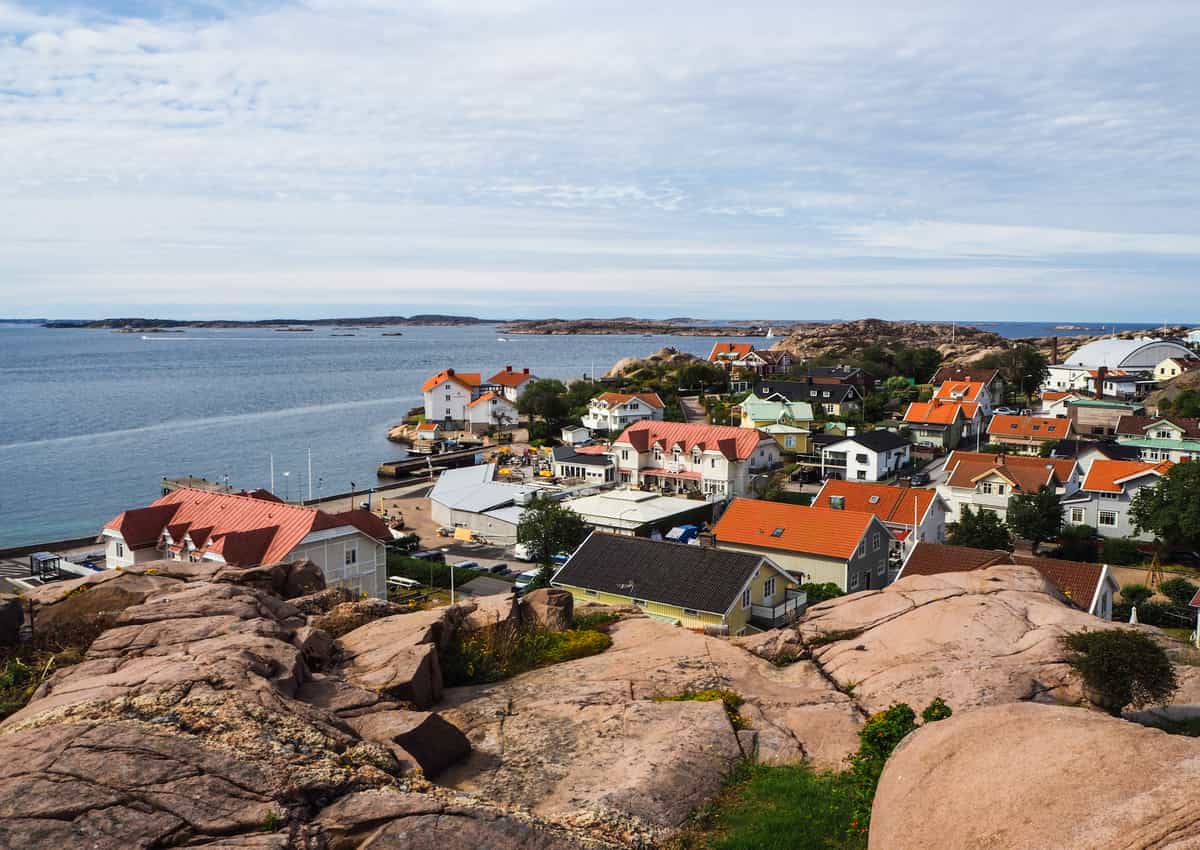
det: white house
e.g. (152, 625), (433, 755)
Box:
(1155, 357), (1200, 382)
(936, 451), (1080, 523)
(466, 391), (520, 433)
(551, 446), (615, 485)
(487, 366), (537, 402)
(611, 420), (781, 500)
(581, 392), (665, 433)
(1062, 459), (1172, 540)
(422, 369), (483, 424)
(932, 380), (995, 416)
(1115, 414), (1200, 462)
(820, 430), (911, 482)
(100, 488), (391, 598)
(561, 425), (592, 447)
(1043, 337), (1196, 393)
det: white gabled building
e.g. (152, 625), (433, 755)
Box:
(422, 369), (483, 424)
(466, 391), (520, 433)
(581, 392), (665, 433)
(487, 366), (537, 402)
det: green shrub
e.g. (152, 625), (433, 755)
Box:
(1060, 629), (1179, 715)
(1111, 601), (1191, 628)
(441, 621), (611, 686)
(920, 697), (953, 723)
(571, 611), (620, 630)
(1103, 538), (1145, 565)
(1120, 583), (1154, 607)
(387, 553), (490, 588)
(1052, 524), (1098, 563)
(1159, 577), (1198, 606)
(801, 582), (844, 604)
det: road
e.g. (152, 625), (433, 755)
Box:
(678, 395), (708, 424)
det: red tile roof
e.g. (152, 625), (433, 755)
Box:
(987, 415), (1072, 440)
(1081, 459), (1172, 493)
(1115, 415), (1200, 439)
(103, 488), (388, 567)
(708, 341), (754, 362)
(903, 400), (978, 425)
(422, 369), (482, 393)
(933, 381), (985, 402)
(813, 481), (937, 527)
(900, 543), (1110, 612)
(943, 451), (1076, 493)
(488, 366), (534, 387)
(614, 420), (767, 461)
(594, 392), (665, 410)
(714, 498), (882, 561)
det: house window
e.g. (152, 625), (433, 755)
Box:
(633, 598), (648, 607)
(115, 540), (124, 558)
(981, 482), (993, 495)
(1100, 491), (1121, 500)
(855, 453), (868, 464)
(683, 608), (699, 616)
(622, 449), (629, 460)
(764, 577), (776, 598)
(849, 573), (860, 590)
(1098, 510), (1118, 528)
(1070, 508), (1085, 524)
(996, 485), (1006, 496)
(857, 540), (866, 558)
(872, 533), (880, 551)
(742, 588), (752, 608)
(585, 589), (598, 597)
(345, 545), (358, 566)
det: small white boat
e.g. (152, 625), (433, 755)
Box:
(765, 327), (775, 339)
(497, 337), (508, 342)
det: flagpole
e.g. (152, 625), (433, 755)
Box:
(307, 448), (313, 502)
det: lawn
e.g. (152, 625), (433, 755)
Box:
(671, 762), (866, 850)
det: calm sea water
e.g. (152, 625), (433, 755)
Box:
(0, 319), (1182, 548)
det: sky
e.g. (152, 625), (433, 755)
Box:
(1, 0), (1198, 321)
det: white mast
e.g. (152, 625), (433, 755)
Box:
(307, 448), (313, 502)
(270, 453), (275, 494)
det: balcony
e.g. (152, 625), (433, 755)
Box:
(750, 591), (808, 629)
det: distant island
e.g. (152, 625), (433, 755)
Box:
(44, 315), (492, 329)
(497, 317), (785, 336)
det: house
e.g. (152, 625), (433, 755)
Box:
(1065, 398), (1145, 438)
(486, 366), (536, 402)
(736, 392), (814, 433)
(811, 480), (947, 550)
(790, 365), (877, 395)
(930, 366), (1006, 402)
(551, 532), (803, 633)
(414, 421), (441, 442)
(551, 446), (615, 485)
(753, 378), (863, 417)
(581, 392), (665, 433)
(1186, 330), (1200, 346)
(902, 400), (981, 450)
(1046, 439), (1143, 475)
(1042, 337), (1195, 394)
(986, 415), (1074, 454)
(897, 543), (1118, 620)
(759, 423), (810, 454)
(1040, 390), (1083, 416)
(1062, 459), (1172, 540)
(429, 464), (545, 545)
(937, 451), (1080, 523)
(1154, 357), (1200, 382)
(1115, 414), (1200, 462)
(466, 391), (520, 433)
(561, 425), (592, 447)
(1083, 369), (1155, 401)
(708, 341), (755, 368)
(611, 421), (781, 499)
(819, 429), (911, 482)
(932, 380), (995, 416)
(713, 497), (894, 593)
(422, 369), (483, 424)
(561, 489), (715, 537)
(100, 488), (391, 598)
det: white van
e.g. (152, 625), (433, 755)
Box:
(513, 568), (542, 591)
(387, 576), (421, 590)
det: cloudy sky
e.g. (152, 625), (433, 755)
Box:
(1, 0), (1198, 321)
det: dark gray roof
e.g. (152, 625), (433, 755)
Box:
(552, 446), (613, 466)
(552, 533), (767, 615)
(756, 379), (861, 404)
(1050, 440), (1142, 461)
(832, 430), (909, 453)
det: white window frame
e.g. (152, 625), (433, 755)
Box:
(115, 540), (124, 557)
(1098, 510), (1118, 528)
(344, 544), (358, 566)
(764, 577), (776, 599)
(872, 533), (880, 551)
(741, 588), (752, 609)
(1069, 507), (1085, 524)
(849, 572), (860, 590)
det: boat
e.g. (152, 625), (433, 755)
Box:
(765, 327), (775, 339)
(497, 337), (508, 342)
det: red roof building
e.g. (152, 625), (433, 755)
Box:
(611, 421), (781, 499)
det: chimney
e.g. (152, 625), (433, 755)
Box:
(1095, 366), (1107, 400)
(523, 367), (530, 375)
(847, 426), (857, 437)
(1051, 336), (1060, 365)
(506, 364), (513, 372)
(447, 368), (455, 376)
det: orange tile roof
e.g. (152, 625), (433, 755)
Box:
(104, 488), (387, 567)
(813, 481), (936, 526)
(594, 391), (666, 410)
(614, 420), (767, 461)
(714, 498), (880, 561)
(987, 415), (1072, 440)
(488, 366), (534, 387)
(467, 390), (515, 409)
(1041, 390), (1074, 402)
(933, 380), (985, 402)
(943, 451), (1076, 493)
(708, 341), (754, 362)
(1082, 459), (1172, 493)
(416, 421), (440, 432)
(903, 400), (978, 425)
(422, 369), (482, 393)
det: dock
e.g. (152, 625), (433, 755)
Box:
(377, 446), (485, 479)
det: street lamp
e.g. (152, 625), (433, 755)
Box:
(283, 471), (290, 502)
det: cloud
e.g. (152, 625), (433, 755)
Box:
(0, 0), (1198, 319)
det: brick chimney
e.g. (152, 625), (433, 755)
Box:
(506, 364), (513, 372)
(1095, 366), (1107, 400)
(447, 368), (455, 376)
(1051, 336), (1060, 365)
(523, 367), (530, 375)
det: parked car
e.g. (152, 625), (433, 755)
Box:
(436, 526), (455, 537)
(409, 550), (446, 563)
(451, 560), (480, 571)
(909, 470), (931, 486)
(993, 407), (1017, 415)
(487, 562), (509, 574)
(513, 568), (542, 591)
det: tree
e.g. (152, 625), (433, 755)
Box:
(800, 582), (844, 604)
(1037, 440), (1059, 458)
(676, 361), (727, 392)
(861, 393), (888, 423)
(1102, 537), (1144, 565)
(516, 499), (589, 588)
(1130, 462), (1200, 554)
(1052, 524), (1098, 562)
(1120, 583), (1153, 607)
(882, 375), (916, 403)
(1006, 486), (1063, 554)
(1060, 629), (1178, 715)
(893, 347), (942, 383)
(1159, 576), (1199, 606)
(946, 506), (1013, 551)
(516, 379), (569, 429)
(975, 345), (1049, 402)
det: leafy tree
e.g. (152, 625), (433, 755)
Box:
(975, 345), (1048, 402)
(946, 506), (1013, 551)
(892, 347), (942, 383)
(562, 379), (603, 419)
(516, 379), (569, 429)
(676, 361), (727, 392)
(1006, 486), (1063, 554)
(1060, 629), (1178, 715)
(800, 582), (844, 604)
(861, 393), (888, 423)
(1052, 524), (1098, 562)
(1037, 440), (1060, 458)
(1102, 537), (1145, 565)
(882, 375), (916, 402)
(1159, 576), (1199, 606)
(517, 499), (589, 588)
(1130, 462), (1200, 553)
(1167, 390), (1200, 418)
(1120, 583), (1153, 607)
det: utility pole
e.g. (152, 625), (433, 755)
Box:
(270, 454), (275, 494)
(307, 448), (313, 502)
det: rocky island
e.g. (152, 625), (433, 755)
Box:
(44, 314), (494, 330)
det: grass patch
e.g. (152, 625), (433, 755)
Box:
(656, 688), (749, 730)
(441, 619), (612, 686)
(0, 611), (111, 721)
(670, 761), (866, 850)
(571, 610), (621, 630)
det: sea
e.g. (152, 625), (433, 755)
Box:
(0, 319), (1181, 549)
